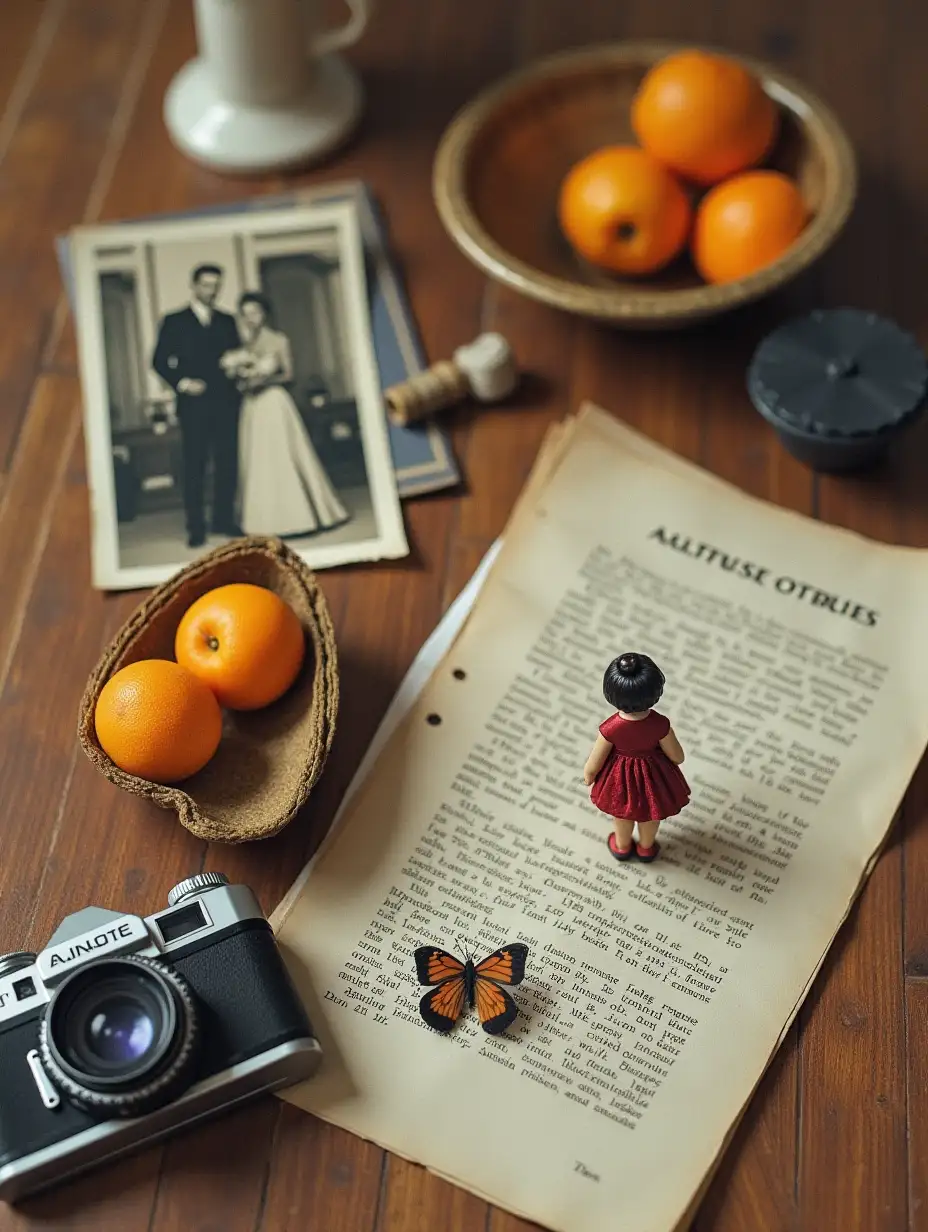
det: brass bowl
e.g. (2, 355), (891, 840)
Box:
(78, 537), (338, 844)
(434, 42), (857, 328)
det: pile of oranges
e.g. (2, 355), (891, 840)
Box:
(558, 49), (808, 284)
(94, 584), (306, 785)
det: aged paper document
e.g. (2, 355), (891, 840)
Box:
(276, 405), (928, 1232)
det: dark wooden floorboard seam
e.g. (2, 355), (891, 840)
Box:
(145, 1151), (168, 1232)
(252, 1103), (284, 1232)
(371, 1151), (391, 1232)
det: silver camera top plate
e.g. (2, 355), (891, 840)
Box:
(0, 884), (263, 1030)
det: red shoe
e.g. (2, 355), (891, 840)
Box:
(635, 841), (660, 863)
(608, 833), (634, 861)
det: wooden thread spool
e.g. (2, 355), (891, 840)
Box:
(385, 333), (519, 426)
(385, 361), (470, 426)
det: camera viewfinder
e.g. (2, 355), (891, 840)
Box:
(155, 903), (209, 945)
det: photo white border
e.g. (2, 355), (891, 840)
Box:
(71, 201), (408, 590)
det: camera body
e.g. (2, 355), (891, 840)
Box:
(0, 874), (320, 1202)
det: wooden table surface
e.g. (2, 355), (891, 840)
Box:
(0, 1), (926, 1229)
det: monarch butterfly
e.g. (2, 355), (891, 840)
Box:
(413, 942), (529, 1035)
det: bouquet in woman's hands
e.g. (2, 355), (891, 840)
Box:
(219, 347), (252, 378)
(220, 347), (278, 392)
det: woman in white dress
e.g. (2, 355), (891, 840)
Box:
(224, 292), (349, 537)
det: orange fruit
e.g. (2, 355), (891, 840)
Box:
(558, 145), (691, 276)
(631, 50), (778, 186)
(692, 170), (807, 284)
(175, 583), (305, 711)
(94, 659), (222, 784)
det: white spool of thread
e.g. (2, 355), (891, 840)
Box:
(452, 332), (519, 402)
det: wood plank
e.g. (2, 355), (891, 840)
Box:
(490, 1208), (545, 1232)
(885, 0), (928, 335)
(0, 377), (80, 690)
(796, 854), (906, 1229)
(46, 0), (255, 373)
(692, 1039), (799, 1232)
(40, 0), (171, 373)
(516, 0), (720, 58)
(906, 979), (928, 1232)
(0, 426), (119, 954)
(877, 1), (928, 1223)
(261, 1110), (385, 1232)
(379, 1159), (488, 1232)
(792, 0), (908, 1224)
(903, 754), (928, 978)
(0, 4), (288, 1228)
(4, 1152), (164, 1232)
(146, 1101), (281, 1232)
(0, 0), (155, 472)
(0, 2), (60, 157)
(889, 0), (928, 985)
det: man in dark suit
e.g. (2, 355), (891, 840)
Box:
(152, 263), (242, 547)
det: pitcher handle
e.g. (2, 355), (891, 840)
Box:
(311, 0), (371, 55)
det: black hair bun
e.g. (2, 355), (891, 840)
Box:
(602, 652), (664, 711)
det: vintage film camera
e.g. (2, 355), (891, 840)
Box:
(0, 874), (320, 1202)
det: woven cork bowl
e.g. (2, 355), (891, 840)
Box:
(433, 42), (857, 328)
(78, 537), (338, 844)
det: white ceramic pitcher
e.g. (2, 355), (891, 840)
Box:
(165, 0), (373, 173)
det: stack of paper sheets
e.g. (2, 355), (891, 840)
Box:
(273, 405), (928, 1232)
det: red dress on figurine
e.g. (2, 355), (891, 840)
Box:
(590, 710), (690, 822)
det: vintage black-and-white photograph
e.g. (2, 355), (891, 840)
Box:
(72, 202), (407, 589)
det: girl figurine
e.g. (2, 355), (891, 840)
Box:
(583, 652), (690, 863)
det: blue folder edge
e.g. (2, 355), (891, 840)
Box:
(56, 180), (460, 500)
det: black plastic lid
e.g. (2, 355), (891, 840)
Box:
(748, 308), (928, 440)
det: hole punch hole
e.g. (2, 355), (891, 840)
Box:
(426, 713), (442, 726)
(452, 668), (467, 680)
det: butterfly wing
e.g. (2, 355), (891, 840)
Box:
(413, 946), (468, 1033)
(414, 946), (466, 986)
(419, 975), (467, 1033)
(474, 977), (520, 1035)
(473, 942), (528, 987)
(472, 943), (528, 1035)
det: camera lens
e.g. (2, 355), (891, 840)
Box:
(57, 970), (174, 1083)
(85, 996), (157, 1065)
(41, 956), (198, 1117)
